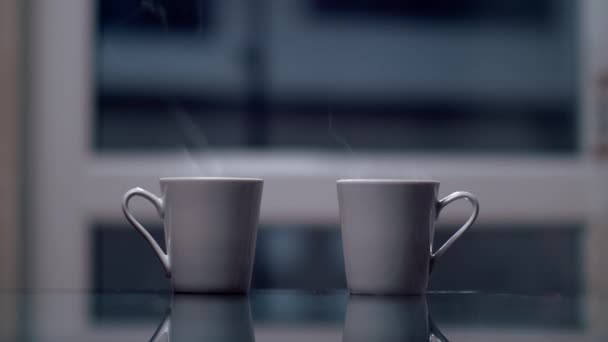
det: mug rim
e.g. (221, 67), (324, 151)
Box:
(337, 178), (439, 184)
(160, 176), (263, 182)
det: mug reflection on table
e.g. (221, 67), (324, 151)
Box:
(343, 295), (448, 342)
(150, 295), (255, 342)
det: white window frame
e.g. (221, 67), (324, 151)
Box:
(25, 0), (608, 339)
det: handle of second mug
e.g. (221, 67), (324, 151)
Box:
(430, 191), (479, 273)
(122, 187), (171, 277)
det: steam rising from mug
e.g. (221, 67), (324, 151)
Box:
(327, 111), (363, 179)
(114, 0), (429, 180)
(172, 107), (224, 176)
(328, 111), (429, 180)
(110, 1), (224, 177)
(328, 111), (354, 157)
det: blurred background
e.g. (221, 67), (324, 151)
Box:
(2, 0), (608, 339)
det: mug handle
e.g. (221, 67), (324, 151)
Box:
(121, 187), (171, 277)
(430, 191), (479, 273)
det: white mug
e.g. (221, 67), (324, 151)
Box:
(338, 179), (479, 295)
(122, 177), (263, 293)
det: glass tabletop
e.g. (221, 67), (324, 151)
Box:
(3, 290), (608, 341)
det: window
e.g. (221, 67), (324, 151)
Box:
(96, 0), (578, 153)
(27, 0), (600, 301)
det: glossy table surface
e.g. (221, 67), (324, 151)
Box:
(2, 290), (608, 341)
